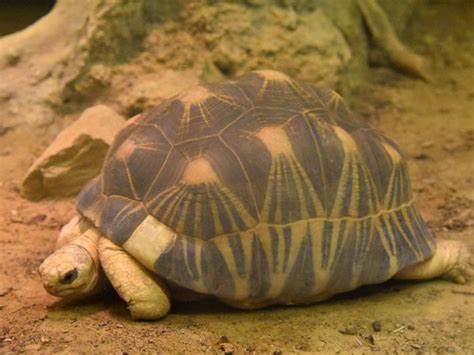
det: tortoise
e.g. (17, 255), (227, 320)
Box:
(39, 70), (473, 320)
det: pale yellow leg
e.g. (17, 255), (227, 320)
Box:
(395, 239), (474, 284)
(98, 238), (171, 320)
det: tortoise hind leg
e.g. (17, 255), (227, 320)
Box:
(395, 239), (474, 284)
(98, 238), (171, 320)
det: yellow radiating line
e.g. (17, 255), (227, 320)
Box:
(177, 103), (192, 139)
(328, 220), (353, 272)
(256, 78), (269, 101)
(350, 220), (364, 288)
(221, 186), (256, 230)
(148, 184), (182, 213)
(227, 188), (258, 226)
(348, 158), (360, 216)
(208, 184), (223, 234)
(111, 203), (141, 226)
(325, 220), (341, 271)
(389, 212), (421, 259)
(175, 188), (193, 232)
(122, 159), (139, 200)
(302, 116), (329, 213)
(142, 148), (173, 201)
(198, 103), (211, 126)
(261, 158), (278, 221)
(381, 214), (399, 258)
(329, 152), (352, 218)
(383, 167), (397, 210)
(274, 156), (283, 223)
(282, 222), (306, 276)
(214, 94), (243, 108)
(219, 137), (261, 221)
(288, 157), (310, 218)
(192, 240), (205, 291)
(328, 90), (343, 109)
(402, 208), (430, 251)
(161, 184), (188, 222)
(193, 188), (202, 235)
(358, 160), (377, 214)
(373, 218), (398, 274)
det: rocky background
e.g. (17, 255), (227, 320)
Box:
(0, 0), (420, 130)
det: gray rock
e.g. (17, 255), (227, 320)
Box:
(22, 105), (126, 200)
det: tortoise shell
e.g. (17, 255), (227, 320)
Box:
(77, 70), (435, 307)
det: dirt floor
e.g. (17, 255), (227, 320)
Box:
(1, 2), (474, 354)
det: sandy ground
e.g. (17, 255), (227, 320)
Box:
(1, 2), (474, 354)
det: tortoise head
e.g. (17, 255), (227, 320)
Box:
(39, 243), (99, 298)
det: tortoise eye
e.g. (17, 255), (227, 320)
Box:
(60, 269), (78, 284)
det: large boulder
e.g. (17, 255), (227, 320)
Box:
(22, 105), (125, 200)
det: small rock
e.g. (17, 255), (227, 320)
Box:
(364, 335), (375, 345)
(371, 321), (382, 332)
(414, 153), (430, 160)
(0, 287), (13, 297)
(421, 141), (434, 149)
(22, 105), (126, 200)
(26, 214), (47, 225)
(41, 336), (50, 343)
(446, 346), (456, 353)
(407, 324), (415, 330)
(410, 344), (422, 349)
(339, 327), (359, 335)
(9, 210), (23, 223)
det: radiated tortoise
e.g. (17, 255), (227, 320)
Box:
(39, 70), (473, 320)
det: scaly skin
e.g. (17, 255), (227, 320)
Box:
(98, 238), (171, 320)
(396, 239), (474, 284)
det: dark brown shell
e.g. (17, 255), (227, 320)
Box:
(77, 70), (435, 305)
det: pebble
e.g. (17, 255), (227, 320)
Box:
(364, 335), (375, 345)
(339, 327), (358, 335)
(0, 287), (13, 297)
(414, 153), (430, 160)
(372, 321), (382, 332)
(9, 210), (23, 223)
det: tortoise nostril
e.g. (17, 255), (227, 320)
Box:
(60, 268), (78, 284)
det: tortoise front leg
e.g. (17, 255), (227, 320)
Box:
(98, 238), (171, 320)
(395, 239), (474, 284)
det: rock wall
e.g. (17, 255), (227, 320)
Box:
(0, 0), (419, 130)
